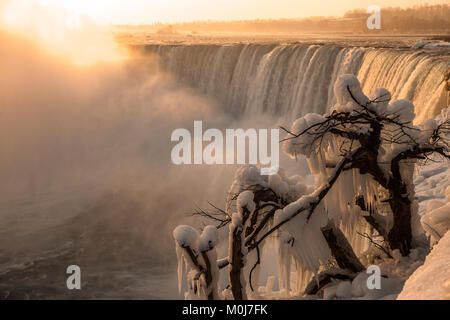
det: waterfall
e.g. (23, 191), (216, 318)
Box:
(139, 43), (449, 122)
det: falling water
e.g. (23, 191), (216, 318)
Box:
(139, 43), (449, 122)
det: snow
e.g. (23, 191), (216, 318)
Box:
(269, 75), (449, 300)
(282, 113), (326, 158)
(173, 225), (221, 299)
(368, 87), (391, 113)
(227, 165), (267, 213)
(268, 172), (310, 202)
(421, 186), (450, 245)
(336, 280), (352, 298)
(415, 159), (450, 217)
(349, 269), (405, 300)
(236, 190), (255, 214)
(227, 191), (257, 300)
(173, 225), (200, 248)
(398, 230), (450, 300)
(386, 99), (415, 123)
(228, 164), (310, 210)
(265, 276), (276, 295)
(418, 118), (438, 144)
(268, 174), (289, 198)
(174, 73), (450, 300)
(412, 40), (450, 50)
(199, 246), (220, 299)
(275, 194), (317, 225)
(275, 198), (331, 277)
(230, 212), (243, 230)
(422, 118), (438, 132)
(277, 231), (294, 295)
(435, 106), (450, 125)
(275, 78), (448, 300)
(333, 74), (369, 110)
(198, 225), (219, 252)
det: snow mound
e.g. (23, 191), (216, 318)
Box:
(397, 230), (450, 300)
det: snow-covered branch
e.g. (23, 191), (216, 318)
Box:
(173, 225), (220, 299)
(249, 149), (361, 250)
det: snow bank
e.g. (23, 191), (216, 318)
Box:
(421, 186), (450, 245)
(398, 230), (450, 300)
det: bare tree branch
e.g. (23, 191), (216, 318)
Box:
(249, 149), (361, 251)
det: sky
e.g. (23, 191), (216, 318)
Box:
(1, 0), (448, 25)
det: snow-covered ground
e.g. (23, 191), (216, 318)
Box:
(398, 230), (450, 300)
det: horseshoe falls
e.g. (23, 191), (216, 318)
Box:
(139, 43), (449, 122)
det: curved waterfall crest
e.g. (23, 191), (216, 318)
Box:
(142, 43), (449, 122)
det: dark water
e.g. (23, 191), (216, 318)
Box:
(0, 190), (180, 299)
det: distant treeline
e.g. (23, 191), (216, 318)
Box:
(120, 4), (450, 34)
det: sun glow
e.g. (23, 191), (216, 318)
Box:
(2, 0), (445, 25)
(0, 0), (126, 66)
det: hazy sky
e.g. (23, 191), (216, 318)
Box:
(2, 0), (449, 24)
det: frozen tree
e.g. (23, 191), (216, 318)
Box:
(173, 225), (221, 299)
(173, 74), (450, 299)
(280, 75), (450, 257)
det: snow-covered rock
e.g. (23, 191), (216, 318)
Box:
(397, 230), (450, 300)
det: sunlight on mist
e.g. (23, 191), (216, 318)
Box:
(0, 0), (126, 66)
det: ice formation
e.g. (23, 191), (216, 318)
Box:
(276, 74), (446, 294)
(173, 225), (220, 299)
(228, 191), (256, 300)
(174, 74), (449, 300)
(421, 186), (450, 245)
